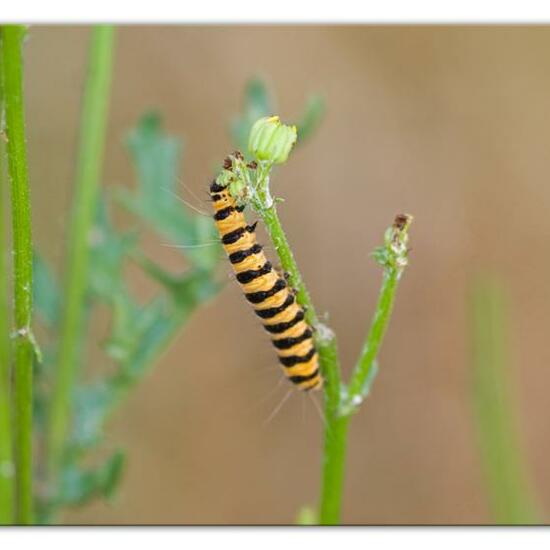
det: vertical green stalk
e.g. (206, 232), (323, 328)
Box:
(260, 201), (346, 524)
(260, 204), (321, 329)
(319, 215), (411, 525)
(249, 163), (344, 523)
(47, 26), (114, 484)
(318, 414), (350, 524)
(470, 277), (539, 524)
(239, 119), (412, 525)
(259, 204), (411, 525)
(1, 25), (34, 525)
(0, 28), (14, 525)
(250, 161), (411, 524)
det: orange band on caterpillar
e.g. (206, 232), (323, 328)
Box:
(210, 178), (322, 391)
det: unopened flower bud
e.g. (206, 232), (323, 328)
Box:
(248, 116), (297, 164)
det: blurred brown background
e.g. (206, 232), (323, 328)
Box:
(24, 25), (550, 524)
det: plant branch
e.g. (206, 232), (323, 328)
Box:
(344, 215), (412, 414)
(233, 114), (412, 525)
(246, 156), (413, 524)
(319, 214), (412, 524)
(246, 159), (348, 524)
(47, 26), (115, 484)
(1, 24), (34, 525)
(0, 28), (14, 525)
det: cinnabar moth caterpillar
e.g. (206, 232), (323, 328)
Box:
(210, 169), (322, 391)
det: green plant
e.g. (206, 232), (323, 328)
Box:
(1, 22), (404, 525)
(33, 67), (224, 521)
(215, 116), (412, 525)
(470, 276), (540, 524)
(0, 24), (36, 526)
(29, 40), (322, 522)
(0, 26), (14, 526)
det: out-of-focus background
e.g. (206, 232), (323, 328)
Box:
(25, 26), (550, 524)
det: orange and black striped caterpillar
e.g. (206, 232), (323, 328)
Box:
(210, 161), (322, 391)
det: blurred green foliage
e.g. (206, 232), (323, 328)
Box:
(470, 277), (540, 524)
(33, 113), (220, 520)
(31, 77), (324, 521)
(231, 77), (325, 158)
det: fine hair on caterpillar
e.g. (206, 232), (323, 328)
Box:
(209, 156), (323, 392)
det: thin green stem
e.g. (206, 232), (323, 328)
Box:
(1, 25), (34, 525)
(251, 166), (347, 524)
(260, 196), (348, 524)
(319, 216), (411, 524)
(47, 26), (114, 484)
(260, 204), (345, 524)
(470, 277), (539, 524)
(239, 150), (411, 525)
(347, 269), (398, 405)
(319, 411), (350, 524)
(0, 29), (14, 525)
(318, 269), (400, 525)
(260, 205), (320, 329)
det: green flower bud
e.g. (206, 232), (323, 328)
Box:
(248, 115), (297, 164)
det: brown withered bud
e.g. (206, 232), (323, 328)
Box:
(393, 214), (410, 231)
(233, 150), (244, 160)
(223, 157), (232, 170)
(247, 160), (258, 169)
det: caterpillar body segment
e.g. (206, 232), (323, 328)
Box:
(210, 177), (322, 391)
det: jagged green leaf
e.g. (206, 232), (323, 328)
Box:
(119, 111), (219, 271)
(89, 197), (138, 301)
(71, 381), (116, 451)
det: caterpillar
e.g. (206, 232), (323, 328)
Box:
(210, 161), (322, 391)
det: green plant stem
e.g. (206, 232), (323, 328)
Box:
(246, 158), (410, 525)
(0, 29), (14, 525)
(470, 278), (539, 524)
(319, 267), (403, 524)
(261, 204), (345, 524)
(319, 413), (350, 524)
(48, 26), (114, 484)
(347, 269), (399, 404)
(259, 188), (410, 524)
(252, 169), (346, 524)
(260, 205), (320, 328)
(1, 25), (34, 525)
(260, 197), (348, 524)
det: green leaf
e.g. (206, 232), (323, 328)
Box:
(89, 196), (138, 301)
(33, 252), (62, 326)
(231, 77), (274, 155)
(99, 449), (126, 500)
(296, 95), (325, 143)
(58, 449), (126, 506)
(71, 381), (116, 451)
(120, 112), (220, 271)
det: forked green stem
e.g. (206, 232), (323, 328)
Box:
(250, 160), (412, 525)
(1, 25), (34, 525)
(47, 26), (115, 486)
